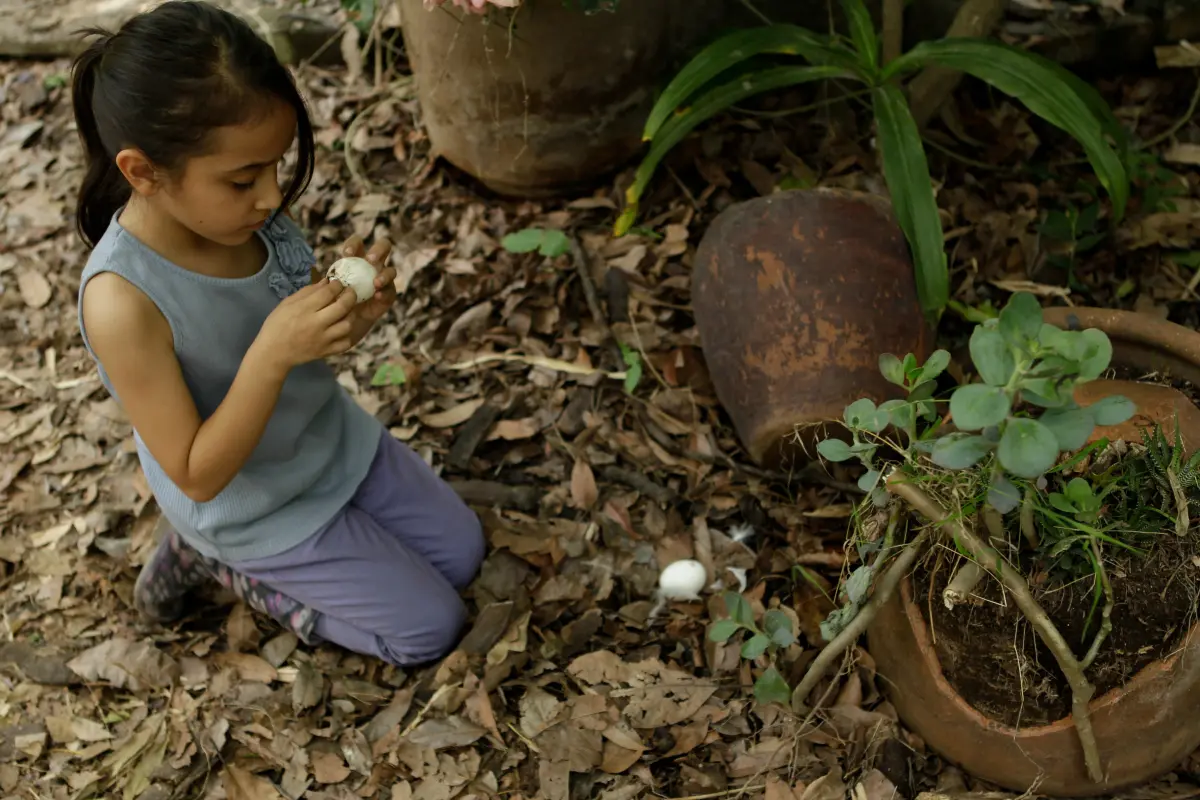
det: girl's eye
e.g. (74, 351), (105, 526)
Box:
(232, 181), (254, 191)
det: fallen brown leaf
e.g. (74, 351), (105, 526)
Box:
(222, 764), (283, 800)
(570, 459), (599, 510)
(17, 268), (51, 308)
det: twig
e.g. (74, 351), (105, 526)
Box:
(1142, 71), (1200, 150)
(449, 480), (540, 512)
(693, 516), (716, 586)
(886, 474), (1104, 783)
(881, 0), (904, 65)
(445, 352), (626, 380)
(568, 234), (610, 339)
(1081, 538), (1114, 670)
(790, 529), (930, 712)
(943, 560), (984, 610)
(598, 465), (677, 504)
(906, 0), (1007, 129)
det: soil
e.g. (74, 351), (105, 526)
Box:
(918, 369), (1200, 727)
(919, 539), (1199, 726)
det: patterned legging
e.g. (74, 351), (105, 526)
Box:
(134, 525), (321, 645)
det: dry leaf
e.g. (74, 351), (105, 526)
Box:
(311, 750), (351, 784)
(67, 638), (179, 691)
(407, 717), (486, 750)
(223, 764), (283, 800)
(226, 603), (261, 652)
(420, 399), (485, 429)
(215, 652), (278, 683)
(570, 459), (599, 509)
(17, 268), (52, 308)
(489, 417), (540, 441)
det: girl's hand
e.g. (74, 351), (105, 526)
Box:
(336, 235), (396, 345)
(257, 280), (359, 370)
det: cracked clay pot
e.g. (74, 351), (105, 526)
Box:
(869, 309), (1200, 796)
(691, 188), (931, 467)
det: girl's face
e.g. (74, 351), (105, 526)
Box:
(156, 98), (298, 247)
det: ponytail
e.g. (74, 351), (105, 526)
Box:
(71, 31), (130, 249)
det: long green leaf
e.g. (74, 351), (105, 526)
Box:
(871, 83), (947, 321)
(643, 26), (856, 142)
(616, 65), (850, 236)
(886, 38), (1128, 220)
(839, 0), (878, 74)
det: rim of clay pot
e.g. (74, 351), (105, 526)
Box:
(1044, 306), (1200, 385)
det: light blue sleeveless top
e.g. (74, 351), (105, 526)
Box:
(77, 212), (381, 563)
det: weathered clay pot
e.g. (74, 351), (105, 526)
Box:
(396, 0), (726, 197)
(869, 310), (1200, 796)
(691, 188), (931, 467)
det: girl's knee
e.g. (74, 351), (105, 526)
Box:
(378, 596), (468, 665)
(439, 500), (486, 590)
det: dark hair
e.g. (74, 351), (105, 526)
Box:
(70, 0), (315, 247)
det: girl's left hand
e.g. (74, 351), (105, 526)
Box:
(337, 235), (396, 344)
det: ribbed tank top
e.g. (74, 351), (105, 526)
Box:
(77, 211), (381, 562)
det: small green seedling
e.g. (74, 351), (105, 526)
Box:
(501, 227), (571, 257)
(618, 342), (643, 393)
(709, 591), (795, 706)
(370, 362), (407, 387)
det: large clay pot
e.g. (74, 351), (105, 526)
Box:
(397, 0), (727, 197)
(868, 309), (1200, 796)
(691, 188), (931, 467)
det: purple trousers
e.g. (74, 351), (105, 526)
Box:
(226, 432), (486, 666)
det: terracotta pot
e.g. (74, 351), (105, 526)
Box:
(396, 0), (726, 197)
(691, 188), (931, 466)
(869, 310), (1200, 795)
(1044, 306), (1200, 388)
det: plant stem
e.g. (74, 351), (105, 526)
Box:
(1081, 538), (1114, 670)
(1168, 465), (1190, 537)
(887, 474), (1104, 783)
(943, 560), (984, 610)
(1020, 489), (1040, 548)
(790, 528), (930, 712)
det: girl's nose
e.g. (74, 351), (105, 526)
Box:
(256, 180), (283, 212)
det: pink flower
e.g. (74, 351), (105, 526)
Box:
(423, 0), (519, 13)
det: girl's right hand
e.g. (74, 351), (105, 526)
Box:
(256, 280), (359, 371)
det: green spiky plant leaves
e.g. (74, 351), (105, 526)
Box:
(619, 0), (1129, 325)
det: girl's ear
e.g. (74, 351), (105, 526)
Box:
(114, 148), (161, 196)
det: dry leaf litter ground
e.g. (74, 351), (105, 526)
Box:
(5, 20), (1200, 800)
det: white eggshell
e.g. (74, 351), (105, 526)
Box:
(658, 559), (708, 601)
(328, 256), (378, 303)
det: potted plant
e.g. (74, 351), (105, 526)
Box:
(397, 0), (729, 196)
(792, 292), (1200, 795)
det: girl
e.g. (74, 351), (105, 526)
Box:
(71, 0), (485, 667)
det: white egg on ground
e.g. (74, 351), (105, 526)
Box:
(327, 256), (378, 303)
(658, 559), (709, 601)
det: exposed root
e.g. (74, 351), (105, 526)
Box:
(943, 560), (984, 610)
(789, 528), (930, 713)
(887, 474), (1105, 784)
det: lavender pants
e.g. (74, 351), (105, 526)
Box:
(225, 432), (486, 666)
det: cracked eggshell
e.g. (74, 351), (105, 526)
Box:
(327, 256), (377, 303)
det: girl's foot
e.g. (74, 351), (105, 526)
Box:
(133, 518), (213, 623)
(133, 517), (322, 645)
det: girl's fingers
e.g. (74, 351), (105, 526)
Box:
(374, 266), (398, 289)
(342, 235), (365, 258)
(366, 238), (392, 266)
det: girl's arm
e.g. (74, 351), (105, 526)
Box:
(83, 273), (290, 502)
